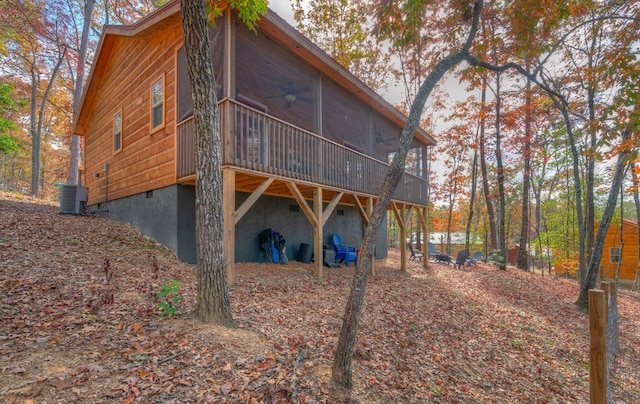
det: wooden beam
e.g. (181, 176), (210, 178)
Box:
(398, 204), (407, 271)
(352, 195), (369, 225)
(403, 204), (413, 229)
(285, 181), (319, 228)
(314, 186), (323, 278)
(223, 168), (236, 286)
(234, 178), (274, 224)
(366, 196), (375, 276)
(417, 206), (428, 266)
(391, 201), (404, 227)
(415, 206), (426, 232)
(322, 191), (344, 224)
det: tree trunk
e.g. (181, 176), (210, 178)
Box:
(30, 64), (39, 197)
(68, 0), (96, 185)
(583, 86), (596, 287)
(516, 76), (532, 270)
(332, 55), (457, 388)
(615, 177), (625, 283)
(446, 162), (460, 255)
(330, 0), (485, 390)
(465, 133), (478, 251)
(576, 122), (633, 309)
(180, 0), (234, 326)
(30, 45), (66, 197)
(494, 70), (507, 270)
(479, 78), (498, 252)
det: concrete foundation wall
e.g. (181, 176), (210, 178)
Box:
(90, 184), (388, 265)
(88, 184), (196, 263)
(235, 193), (388, 263)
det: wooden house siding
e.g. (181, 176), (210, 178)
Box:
(83, 25), (182, 206)
(598, 219), (638, 281)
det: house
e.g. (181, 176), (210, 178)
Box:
(72, 1), (434, 283)
(597, 219), (639, 281)
(427, 232), (482, 255)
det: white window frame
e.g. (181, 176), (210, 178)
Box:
(150, 74), (165, 132)
(113, 110), (123, 154)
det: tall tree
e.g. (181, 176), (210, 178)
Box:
(331, 0), (484, 391)
(478, 76), (498, 252)
(576, 108), (637, 307)
(493, 69), (507, 270)
(465, 122), (479, 252)
(66, 0), (96, 185)
(515, 74), (532, 270)
(180, 0), (266, 325)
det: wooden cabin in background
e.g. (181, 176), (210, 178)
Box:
(597, 219), (639, 282)
(73, 0), (434, 282)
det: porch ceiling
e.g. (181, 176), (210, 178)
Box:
(234, 169), (369, 207)
(179, 167), (422, 210)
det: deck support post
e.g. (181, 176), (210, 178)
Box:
(391, 202), (408, 271)
(366, 196), (375, 276)
(416, 206), (428, 267)
(314, 186), (323, 278)
(285, 181), (324, 278)
(223, 168), (236, 286)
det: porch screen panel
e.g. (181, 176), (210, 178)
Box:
(321, 79), (371, 192)
(371, 112), (399, 162)
(235, 23), (316, 133)
(321, 79), (369, 149)
(372, 111), (426, 178)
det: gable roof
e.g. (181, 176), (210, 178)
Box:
(73, 0), (435, 147)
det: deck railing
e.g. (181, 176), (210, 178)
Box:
(177, 99), (427, 205)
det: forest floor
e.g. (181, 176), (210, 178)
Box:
(1, 191), (639, 403)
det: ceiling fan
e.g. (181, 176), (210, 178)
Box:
(267, 82), (312, 108)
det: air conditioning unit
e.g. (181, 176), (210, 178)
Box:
(59, 185), (88, 215)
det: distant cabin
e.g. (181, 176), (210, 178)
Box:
(597, 219), (639, 281)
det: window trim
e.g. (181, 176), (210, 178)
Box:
(113, 109), (123, 154)
(150, 74), (165, 132)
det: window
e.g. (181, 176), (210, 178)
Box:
(151, 75), (164, 131)
(610, 247), (621, 263)
(113, 110), (122, 153)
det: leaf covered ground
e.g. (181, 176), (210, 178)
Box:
(1, 191), (639, 403)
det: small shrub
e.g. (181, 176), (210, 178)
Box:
(157, 280), (183, 317)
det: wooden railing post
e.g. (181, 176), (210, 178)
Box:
(589, 289), (607, 404)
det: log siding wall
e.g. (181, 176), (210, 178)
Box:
(84, 28), (182, 206)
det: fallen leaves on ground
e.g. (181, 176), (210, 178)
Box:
(1, 191), (639, 403)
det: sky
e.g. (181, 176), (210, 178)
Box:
(269, 1), (296, 23)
